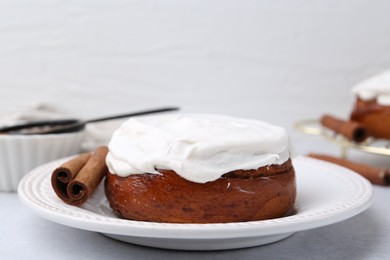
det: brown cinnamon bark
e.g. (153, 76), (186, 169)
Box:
(51, 153), (91, 204)
(320, 114), (368, 142)
(307, 153), (390, 186)
(51, 146), (109, 205)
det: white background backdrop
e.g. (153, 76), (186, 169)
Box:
(1, 1), (390, 156)
(1, 0), (390, 124)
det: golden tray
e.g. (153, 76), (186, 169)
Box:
(294, 119), (390, 158)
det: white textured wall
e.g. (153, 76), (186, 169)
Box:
(1, 0), (390, 145)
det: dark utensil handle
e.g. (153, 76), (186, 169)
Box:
(0, 107), (179, 134)
(85, 107), (179, 124)
(0, 119), (78, 132)
(41, 107), (179, 134)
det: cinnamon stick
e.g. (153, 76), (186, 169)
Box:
(320, 114), (368, 142)
(51, 146), (109, 205)
(307, 153), (390, 186)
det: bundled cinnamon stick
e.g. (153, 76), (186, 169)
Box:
(51, 146), (109, 205)
(307, 153), (390, 186)
(320, 114), (368, 143)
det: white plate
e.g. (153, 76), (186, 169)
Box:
(18, 156), (373, 251)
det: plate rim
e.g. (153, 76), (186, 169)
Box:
(17, 156), (374, 240)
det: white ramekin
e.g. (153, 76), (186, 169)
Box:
(0, 131), (84, 192)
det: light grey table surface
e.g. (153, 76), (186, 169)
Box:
(1, 184), (388, 259)
(1, 140), (389, 260)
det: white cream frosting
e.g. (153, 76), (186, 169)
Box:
(106, 114), (290, 183)
(352, 70), (390, 106)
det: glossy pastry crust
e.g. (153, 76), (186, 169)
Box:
(105, 159), (296, 223)
(350, 98), (390, 139)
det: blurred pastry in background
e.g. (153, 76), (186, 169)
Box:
(351, 70), (390, 139)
